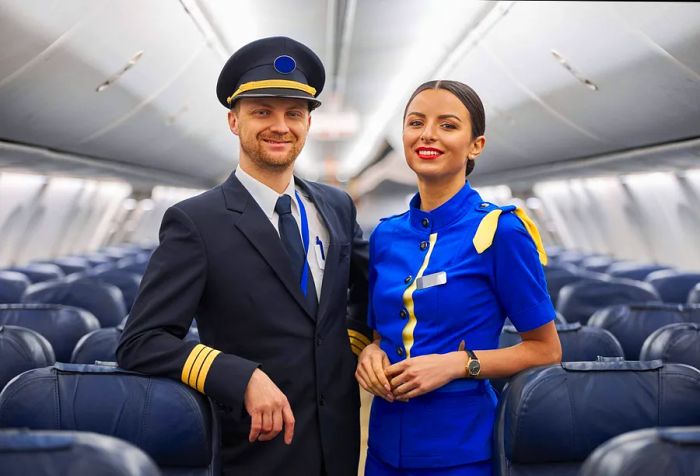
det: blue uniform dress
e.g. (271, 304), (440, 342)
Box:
(366, 182), (555, 475)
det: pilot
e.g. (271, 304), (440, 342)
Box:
(355, 80), (562, 475)
(117, 36), (371, 476)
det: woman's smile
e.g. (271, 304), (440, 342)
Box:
(415, 146), (444, 160)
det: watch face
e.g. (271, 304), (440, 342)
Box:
(468, 359), (481, 376)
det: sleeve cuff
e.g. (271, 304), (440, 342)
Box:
(508, 298), (557, 333)
(348, 329), (371, 357)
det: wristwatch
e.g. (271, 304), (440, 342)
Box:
(464, 349), (481, 378)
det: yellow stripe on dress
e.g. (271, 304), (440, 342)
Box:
(513, 208), (548, 266)
(401, 232), (438, 359)
(227, 79), (317, 104)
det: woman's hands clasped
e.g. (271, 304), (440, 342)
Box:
(356, 344), (465, 402)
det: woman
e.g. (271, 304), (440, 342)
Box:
(356, 80), (562, 476)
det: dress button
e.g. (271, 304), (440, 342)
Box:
(399, 308), (408, 319)
(404, 275), (413, 284)
(420, 241), (428, 251)
(480, 202), (489, 208)
(396, 347), (404, 356)
(421, 218), (430, 228)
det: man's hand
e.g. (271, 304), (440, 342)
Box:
(244, 368), (295, 444)
(385, 352), (464, 401)
(355, 342), (394, 402)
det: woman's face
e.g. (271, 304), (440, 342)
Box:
(403, 88), (484, 182)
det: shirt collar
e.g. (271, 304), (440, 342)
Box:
(235, 166), (297, 220)
(408, 181), (483, 232)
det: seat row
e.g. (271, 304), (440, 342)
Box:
(1, 360), (698, 475)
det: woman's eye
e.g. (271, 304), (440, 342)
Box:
(441, 122), (457, 130)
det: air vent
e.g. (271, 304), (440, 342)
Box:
(95, 50), (145, 93)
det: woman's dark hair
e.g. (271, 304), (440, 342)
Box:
(403, 80), (485, 176)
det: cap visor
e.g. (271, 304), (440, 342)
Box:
(230, 88), (321, 108)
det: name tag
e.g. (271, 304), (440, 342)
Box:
(415, 271), (447, 290)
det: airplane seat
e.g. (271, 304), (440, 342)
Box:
(22, 279), (127, 328)
(72, 320), (199, 365)
(640, 322), (700, 370)
(493, 323), (624, 393)
(589, 303), (700, 360)
(581, 255), (616, 273)
(580, 427), (700, 476)
(0, 271), (31, 304)
(39, 257), (92, 276)
(0, 363), (220, 476)
(0, 304), (100, 362)
(556, 278), (660, 325)
(0, 429), (161, 476)
(646, 270), (700, 304)
(116, 256), (150, 276)
(81, 269), (141, 311)
(0, 325), (55, 391)
(689, 283), (700, 305)
(607, 262), (673, 281)
(556, 251), (588, 267)
(82, 253), (118, 267)
(545, 273), (607, 307)
(494, 360), (700, 476)
(4, 264), (64, 284)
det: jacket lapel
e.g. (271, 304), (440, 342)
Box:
(222, 173), (314, 320)
(296, 178), (341, 323)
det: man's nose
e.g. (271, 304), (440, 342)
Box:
(268, 112), (291, 134)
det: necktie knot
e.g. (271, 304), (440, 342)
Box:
(275, 195), (293, 216)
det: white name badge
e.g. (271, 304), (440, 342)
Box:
(314, 240), (326, 270)
(415, 271), (447, 290)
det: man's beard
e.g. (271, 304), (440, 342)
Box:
(241, 132), (303, 171)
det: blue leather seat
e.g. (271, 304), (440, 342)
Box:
(72, 321), (199, 365)
(0, 271), (31, 304)
(4, 264), (64, 283)
(0, 428), (160, 476)
(689, 283), (700, 305)
(116, 256), (150, 276)
(647, 271), (700, 304)
(0, 325), (55, 391)
(494, 360), (700, 476)
(581, 256), (616, 273)
(641, 322), (700, 370)
(589, 304), (700, 360)
(500, 323), (623, 361)
(83, 269), (141, 311)
(580, 427), (700, 476)
(0, 364), (220, 476)
(41, 257), (92, 276)
(557, 278), (660, 325)
(22, 279), (126, 327)
(607, 262), (672, 281)
(0, 304), (100, 362)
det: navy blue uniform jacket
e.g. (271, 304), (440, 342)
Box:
(117, 172), (371, 476)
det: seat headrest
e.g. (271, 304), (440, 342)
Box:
(640, 322), (700, 369)
(498, 361), (700, 466)
(80, 270), (141, 311)
(580, 427), (700, 476)
(0, 428), (160, 476)
(688, 283), (700, 304)
(607, 263), (672, 281)
(22, 279), (126, 327)
(646, 271), (700, 304)
(0, 364), (218, 469)
(589, 304), (700, 360)
(500, 323), (623, 362)
(0, 271), (31, 304)
(5, 264), (64, 284)
(49, 257), (92, 275)
(557, 279), (660, 324)
(0, 325), (55, 389)
(0, 304), (100, 362)
(70, 327), (122, 364)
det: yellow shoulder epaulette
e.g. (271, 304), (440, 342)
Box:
(472, 204), (548, 266)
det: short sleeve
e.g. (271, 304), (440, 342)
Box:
(491, 213), (555, 332)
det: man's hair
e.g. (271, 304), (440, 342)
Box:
(403, 80), (486, 176)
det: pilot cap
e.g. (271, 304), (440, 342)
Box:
(216, 36), (325, 110)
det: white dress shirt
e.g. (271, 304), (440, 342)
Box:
(235, 166), (328, 300)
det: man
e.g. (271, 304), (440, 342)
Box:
(117, 36), (372, 476)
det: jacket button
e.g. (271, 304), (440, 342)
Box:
(399, 309), (408, 319)
(404, 275), (412, 284)
(319, 395), (325, 406)
(316, 336), (322, 347)
(397, 347), (404, 356)
(421, 218), (430, 228)
(420, 241), (428, 251)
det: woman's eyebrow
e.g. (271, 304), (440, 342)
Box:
(438, 114), (462, 122)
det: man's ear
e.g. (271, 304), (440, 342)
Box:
(228, 110), (240, 136)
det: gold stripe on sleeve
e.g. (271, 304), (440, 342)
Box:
(348, 329), (371, 348)
(350, 343), (364, 357)
(401, 232), (438, 359)
(196, 349), (221, 393)
(188, 347), (213, 388)
(349, 336), (369, 353)
(181, 344), (206, 385)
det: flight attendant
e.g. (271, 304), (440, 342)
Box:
(356, 80), (562, 475)
(117, 37), (371, 476)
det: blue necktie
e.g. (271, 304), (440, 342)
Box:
(275, 195), (318, 315)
